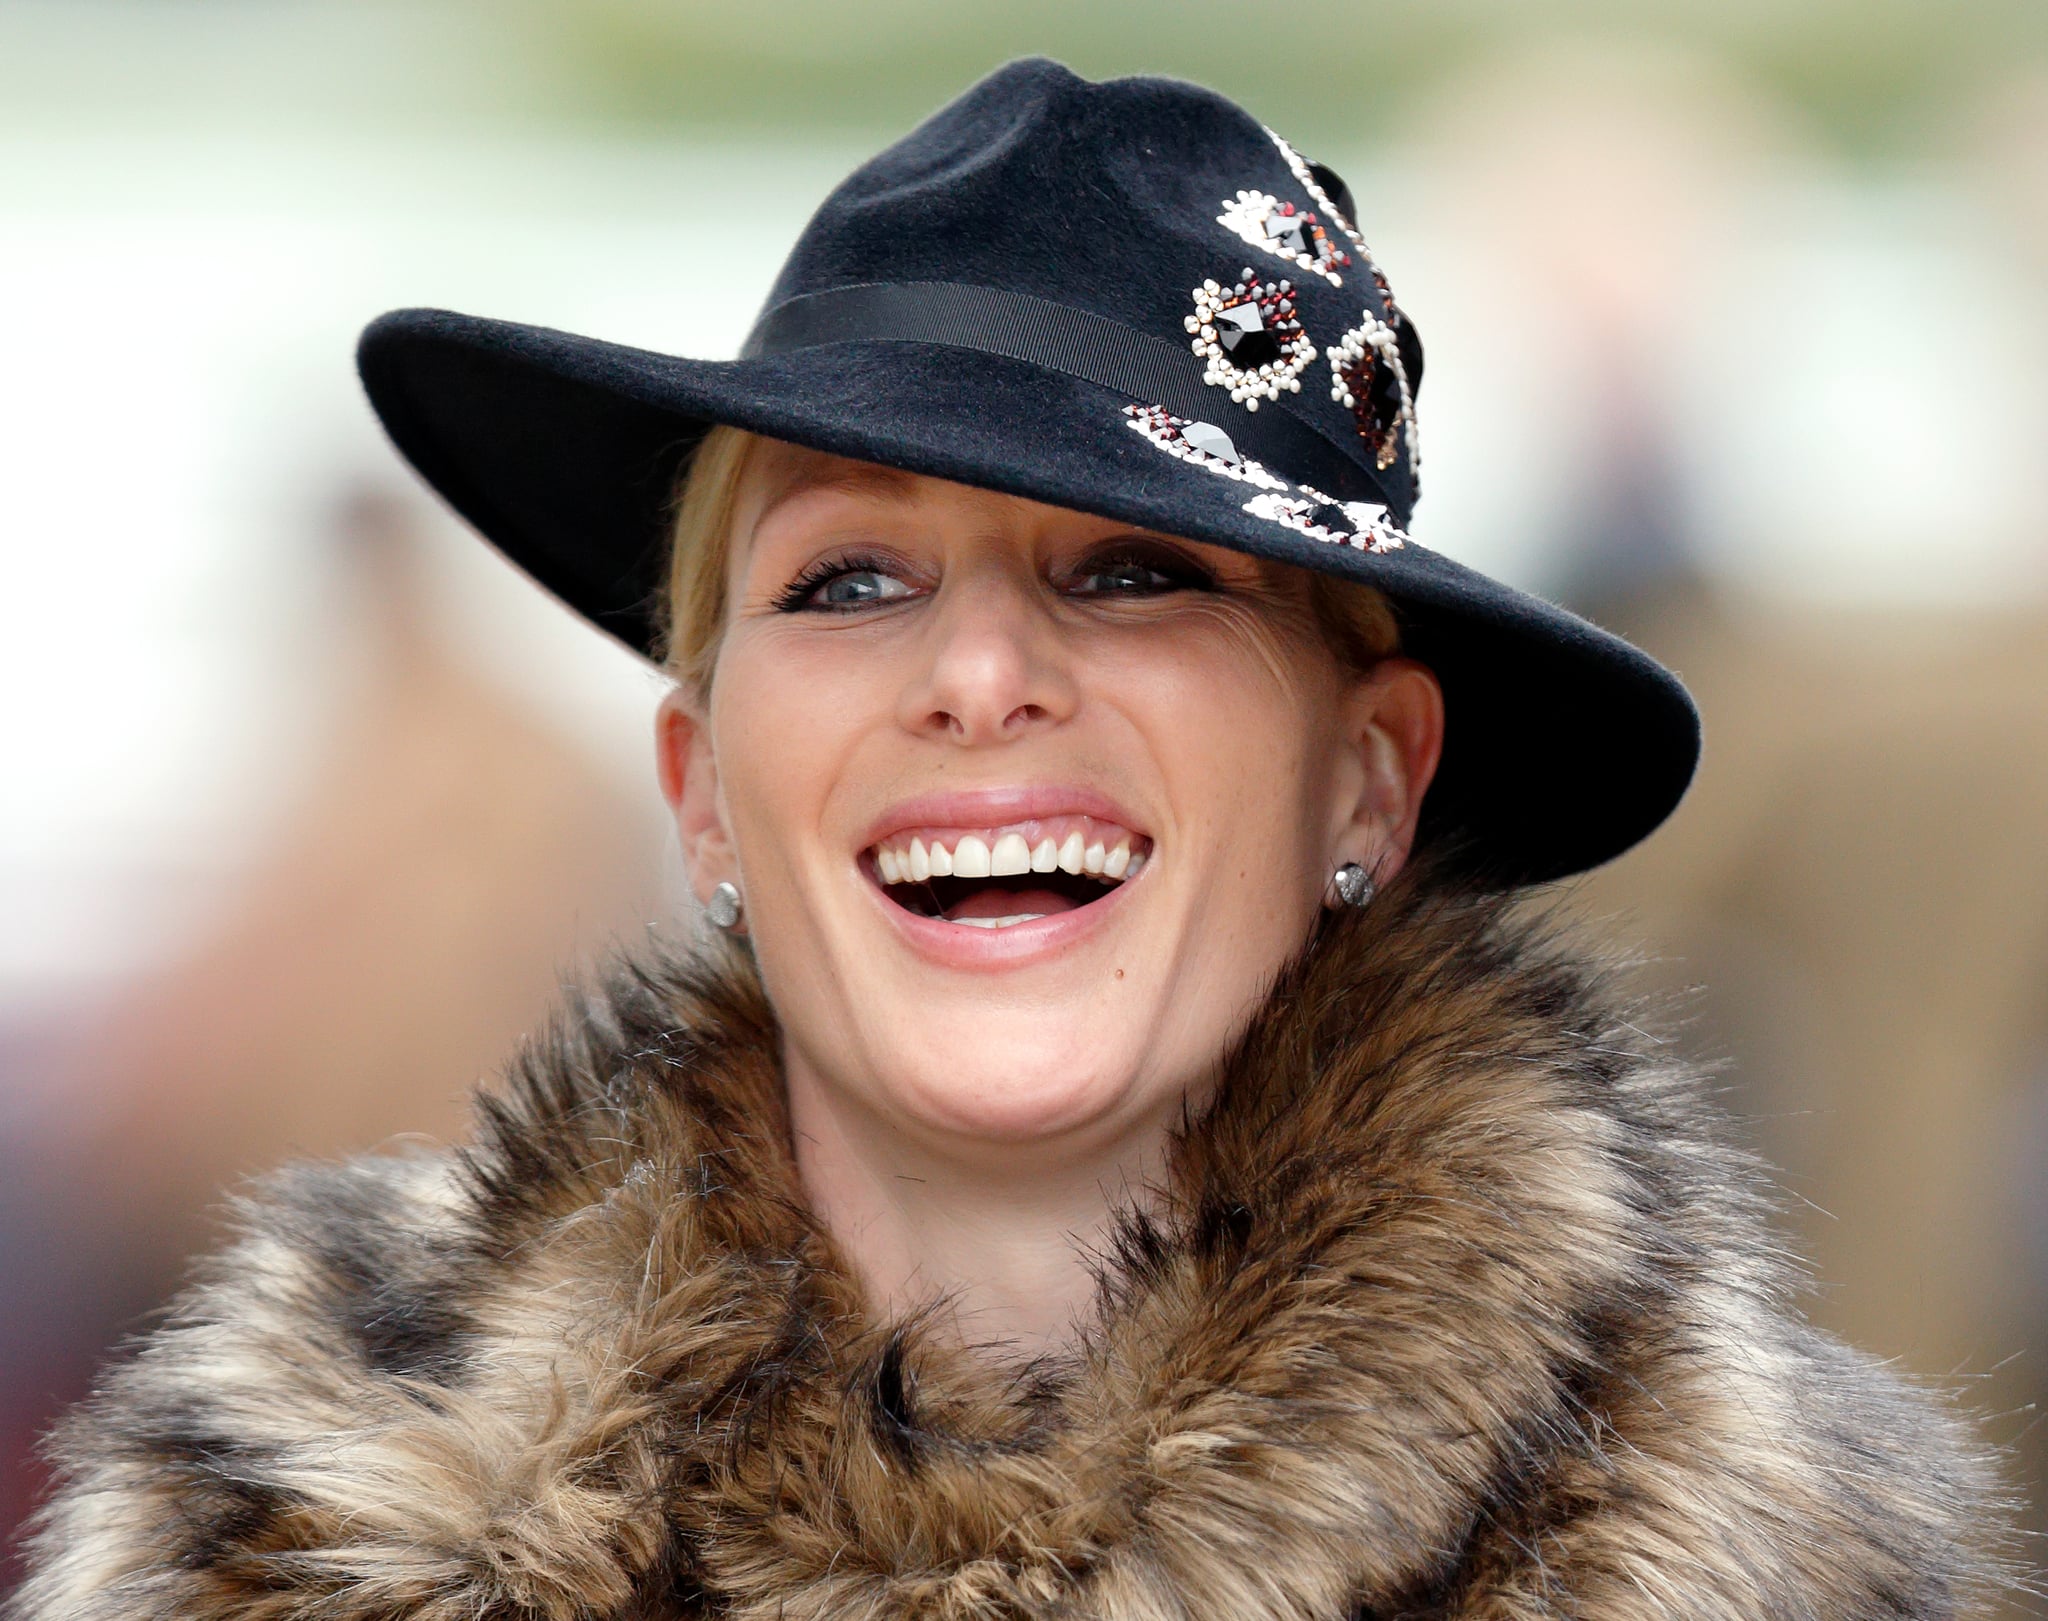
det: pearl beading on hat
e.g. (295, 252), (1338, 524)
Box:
(1121, 399), (1410, 552)
(1329, 312), (1417, 474)
(1121, 405), (1288, 489)
(1262, 130), (1423, 485)
(1216, 190), (1350, 287)
(1243, 489), (1409, 554)
(1266, 130), (1376, 266)
(1185, 271), (1317, 410)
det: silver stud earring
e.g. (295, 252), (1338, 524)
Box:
(1329, 862), (1375, 909)
(706, 881), (744, 931)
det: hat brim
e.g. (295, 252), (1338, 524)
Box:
(358, 306), (1698, 885)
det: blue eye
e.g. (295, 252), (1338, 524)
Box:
(776, 560), (916, 612)
(814, 569), (910, 607)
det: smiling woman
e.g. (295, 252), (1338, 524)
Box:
(656, 430), (1441, 1347)
(10, 56), (2020, 1621)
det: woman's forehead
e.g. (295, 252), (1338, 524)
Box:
(734, 437), (1248, 568)
(742, 440), (926, 528)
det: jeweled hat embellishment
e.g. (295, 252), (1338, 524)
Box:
(1243, 489), (1409, 553)
(1329, 308), (1418, 473)
(1186, 270), (1316, 410)
(1121, 404), (1287, 489)
(1217, 190), (1350, 286)
(1267, 129), (1372, 259)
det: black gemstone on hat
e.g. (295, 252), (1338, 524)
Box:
(1391, 306), (1425, 391)
(1224, 329), (1282, 368)
(1367, 355), (1403, 435)
(1213, 304), (1280, 368)
(1307, 503), (1350, 532)
(1265, 212), (1311, 256)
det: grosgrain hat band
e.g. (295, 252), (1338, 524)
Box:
(741, 281), (1396, 509)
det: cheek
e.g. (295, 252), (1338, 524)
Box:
(708, 628), (880, 868)
(1101, 613), (1343, 860)
(1085, 621), (1343, 1095)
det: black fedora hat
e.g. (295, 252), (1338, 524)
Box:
(357, 57), (1698, 884)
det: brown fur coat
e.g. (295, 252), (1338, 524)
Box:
(11, 880), (2020, 1619)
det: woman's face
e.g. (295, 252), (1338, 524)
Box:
(658, 441), (1442, 1159)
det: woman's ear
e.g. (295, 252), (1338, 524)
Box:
(1333, 657), (1446, 884)
(655, 687), (740, 907)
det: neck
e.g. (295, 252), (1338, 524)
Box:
(782, 1053), (1179, 1359)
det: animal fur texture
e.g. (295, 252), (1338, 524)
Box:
(11, 878), (2022, 1620)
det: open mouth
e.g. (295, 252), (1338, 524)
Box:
(865, 816), (1151, 929)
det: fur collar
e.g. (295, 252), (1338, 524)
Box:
(15, 879), (2017, 1620)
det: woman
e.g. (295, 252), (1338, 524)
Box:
(12, 59), (2016, 1621)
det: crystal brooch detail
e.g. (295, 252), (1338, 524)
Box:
(1243, 490), (1409, 553)
(1217, 190), (1350, 286)
(1186, 269), (1317, 410)
(1122, 404), (1287, 489)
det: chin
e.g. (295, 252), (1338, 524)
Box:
(860, 1009), (1161, 1147)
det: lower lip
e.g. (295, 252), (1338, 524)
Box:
(866, 871), (1137, 970)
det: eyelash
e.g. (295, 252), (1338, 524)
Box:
(770, 542), (1219, 613)
(1077, 545), (1218, 593)
(771, 551), (903, 614)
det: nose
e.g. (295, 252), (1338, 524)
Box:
(897, 562), (1079, 744)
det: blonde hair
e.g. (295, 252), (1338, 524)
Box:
(659, 425), (1400, 697)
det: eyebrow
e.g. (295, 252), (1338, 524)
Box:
(751, 457), (925, 529)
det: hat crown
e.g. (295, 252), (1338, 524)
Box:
(758, 58), (1420, 515)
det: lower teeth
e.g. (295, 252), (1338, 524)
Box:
(949, 913), (1046, 929)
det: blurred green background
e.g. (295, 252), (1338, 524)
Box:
(7, 0), (2046, 151)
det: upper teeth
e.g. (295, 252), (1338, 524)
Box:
(869, 817), (1149, 888)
